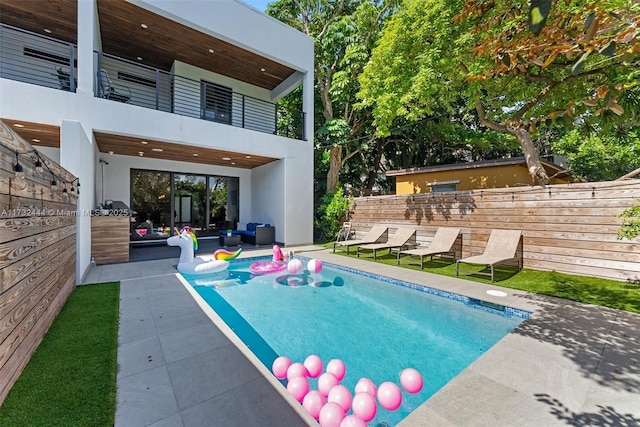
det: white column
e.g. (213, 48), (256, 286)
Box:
(76, 0), (99, 96)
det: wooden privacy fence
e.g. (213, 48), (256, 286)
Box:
(349, 180), (640, 282)
(0, 120), (77, 404)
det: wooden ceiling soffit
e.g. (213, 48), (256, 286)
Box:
(94, 132), (277, 169)
(0, 118), (60, 148)
(96, 0), (295, 90)
(0, 0), (78, 44)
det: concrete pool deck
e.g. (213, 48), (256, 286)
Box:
(83, 246), (640, 426)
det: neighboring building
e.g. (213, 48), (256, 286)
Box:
(0, 0), (314, 281)
(387, 157), (574, 195)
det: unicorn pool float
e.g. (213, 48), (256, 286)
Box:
(167, 227), (242, 275)
(249, 245), (290, 275)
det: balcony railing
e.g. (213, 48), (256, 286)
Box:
(0, 24), (77, 92)
(95, 52), (305, 140)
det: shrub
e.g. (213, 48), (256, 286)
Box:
(314, 188), (353, 243)
(618, 199), (640, 240)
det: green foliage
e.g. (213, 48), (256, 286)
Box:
(314, 187), (353, 242)
(552, 128), (640, 181)
(0, 283), (119, 425)
(618, 199), (640, 240)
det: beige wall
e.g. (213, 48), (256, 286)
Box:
(395, 164), (571, 195)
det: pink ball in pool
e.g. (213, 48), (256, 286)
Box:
(302, 390), (326, 420)
(400, 367), (423, 393)
(354, 378), (377, 397)
(287, 258), (304, 275)
(351, 392), (377, 422)
(377, 381), (402, 411)
(327, 384), (352, 413)
(326, 359), (346, 381)
(318, 372), (339, 397)
(272, 356), (291, 379)
(287, 362), (309, 380)
(304, 354), (323, 378)
(307, 258), (323, 274)
(287, 376), (309, 402)
(318, 402), (345, 427)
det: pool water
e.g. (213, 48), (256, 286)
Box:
(185, 257), (528, 426)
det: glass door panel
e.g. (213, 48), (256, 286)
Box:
(174, 174), (207, 235)
(131, 170), (171, 239)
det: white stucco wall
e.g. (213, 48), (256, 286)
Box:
(1, 0), (314, 248)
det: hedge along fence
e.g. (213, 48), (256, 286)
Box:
(348, 179), (640, 282)
(0, 120), (78, 404)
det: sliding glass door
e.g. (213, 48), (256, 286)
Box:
(131, 169), (239, 239)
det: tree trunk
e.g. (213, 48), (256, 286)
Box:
(514, 128), (550, 187)
(327, 146), (342, 192)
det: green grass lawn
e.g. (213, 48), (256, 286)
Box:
(0, 282), (120, 426)
(328, 245), (640, 314)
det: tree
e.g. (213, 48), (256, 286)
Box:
(268, 0), (398, 193)
(359, 0), (640, 186)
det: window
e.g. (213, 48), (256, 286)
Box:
(427, 179), (460, 193)
(201, 81), (232, 124)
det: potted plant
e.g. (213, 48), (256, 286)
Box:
(227, 228), (232, 237)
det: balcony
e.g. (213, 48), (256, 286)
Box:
(0, 24), (77, 92)
(95, 52), (304, 139)
(0, 23), (305, 140)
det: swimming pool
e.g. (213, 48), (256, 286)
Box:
(184, 256), (529, 426)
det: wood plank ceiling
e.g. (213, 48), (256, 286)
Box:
(0, 0), (290, 168)
(1, 120), (278, 169)
(0, 0), (296, 90)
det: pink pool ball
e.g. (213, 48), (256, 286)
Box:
(287, 376), (309, 402)
(326, 359), (346, 381)
(319, 402), (345, 427)
(354, 378), (377, 397)
(340, 415), (367, 427)
(318, 372), (339, 396)
(287, 362), (309, 381)
(272, 356), (291, 379)
(351, 392), (377, 422)
(307, 258), (323, 274)
(377, 381), (402, 411)
(288, 258), (304, 275)
(400, 368), (423, 393)
(302, 390), (326, 420)
(304, 354), (323, 378)
(327, 384), (352, 413)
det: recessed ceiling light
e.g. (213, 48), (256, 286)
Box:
(32, 138), (40, 142)
(136, 56), (142, 61)
(151, 148), (163, 152)
(245, 155), (252, 159)
(222, 157), (231, 161)
(140, 23), (148, 29)
(13, 123), (24, 128)
(108, 151), (114, 155)
(231, 162), (236, 165)
(260, 68), (266, 72)
(208, 49), (214, 54)
(138, 151), (144, 156)
(44, 29), (52, 34)
(141, 141), (148, 144)
(193, 153), (199, 157)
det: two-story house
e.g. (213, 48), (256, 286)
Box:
(0, 0), (314, 281)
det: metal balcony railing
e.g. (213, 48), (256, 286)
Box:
(0, 24), (77, 92)
(95, 52), (305, 140)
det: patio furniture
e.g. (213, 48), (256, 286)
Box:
(333, 225), (388, 254)
(220, 222), (275, 246)
(98, 69), (131, 103)
(397, 227), (462, 269)
(336, 221), (355, 242)
(356, 227), (417, 260)
(456, 229), (523, 282)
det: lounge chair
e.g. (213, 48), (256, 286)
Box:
(397, 227), (461, 269)
(357, 227), (417, 260)
(456, 229), (522, 282)
(333, 225), (388, 254)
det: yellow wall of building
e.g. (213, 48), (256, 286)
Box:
(395, 164), (570, 194)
